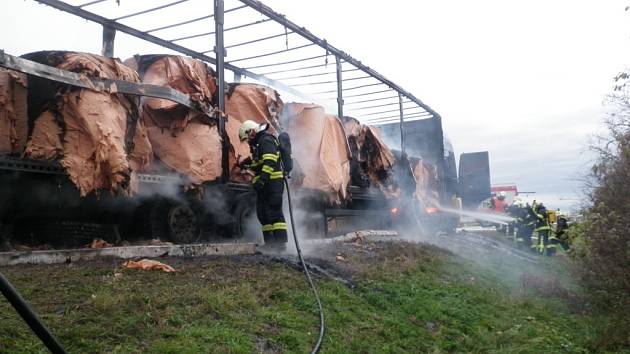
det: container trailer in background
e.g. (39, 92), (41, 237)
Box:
(458, 151), (492, 209)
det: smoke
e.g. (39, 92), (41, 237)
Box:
(390, 211), (577, 297)
(283, 200), (318, 256)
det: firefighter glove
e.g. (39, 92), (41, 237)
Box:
(239, 157), (253, 169)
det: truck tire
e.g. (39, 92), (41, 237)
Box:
(134, 198), (201, 244)
(165, 203), (200, 244)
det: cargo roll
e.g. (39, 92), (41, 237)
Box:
(22, 51), (148, 196)
(125, 55), (221, 185)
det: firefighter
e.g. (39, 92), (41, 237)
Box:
(513, 200), (535, 249)
(491, 191), (508, 213)
(491, 191), (508, 234)
(505, 198), (521, 238)
(239, 120), (288, 250)
(526, 202), (540, 252)
(554, 211), (570, 251)
(530, 201), (553, 255)
(506, 198), (522, 240)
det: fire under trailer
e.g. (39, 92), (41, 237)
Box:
(0, 0), (483, 247)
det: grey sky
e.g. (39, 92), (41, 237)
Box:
(2, 0), (629, 210)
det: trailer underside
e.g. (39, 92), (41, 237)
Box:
(0, 154), (397, 250)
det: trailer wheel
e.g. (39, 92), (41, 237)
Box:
(134, 199), (201, 244)
(166, 204), (200, 244)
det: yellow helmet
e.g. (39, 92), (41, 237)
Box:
(238, 120), (259, 141)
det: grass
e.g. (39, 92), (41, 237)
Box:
(0, 239), (624, 353)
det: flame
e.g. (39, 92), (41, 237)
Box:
(425, 207), (439, 214)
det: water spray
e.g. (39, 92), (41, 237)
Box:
(438, 206), (516, 225)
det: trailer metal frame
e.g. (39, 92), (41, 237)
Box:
(26, 0), (442, 157)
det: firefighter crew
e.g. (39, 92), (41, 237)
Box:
(239, 120), (288, 250)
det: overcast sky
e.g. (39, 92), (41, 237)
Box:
(2, 0), (629, 210)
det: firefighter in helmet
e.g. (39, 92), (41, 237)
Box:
(239, 120), (287, 250)
(554, 210), (570, 251)
(530, 201), (553, 255)
(491, 191), (508, 213)
(515, 201), (536, 249)
(506, 198), (523, 240)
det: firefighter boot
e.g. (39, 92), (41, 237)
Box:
(263, 230), (287, 253)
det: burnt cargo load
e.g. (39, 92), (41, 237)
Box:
(125, 54), (221, 186)
(282, 103), (351, 204)
(22, 51), (145, 196)
(342, 116), (396, 195)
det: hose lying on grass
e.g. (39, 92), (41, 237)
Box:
(284, 176), (325, 354)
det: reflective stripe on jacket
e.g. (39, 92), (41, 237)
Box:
(251, 132), (283, 184)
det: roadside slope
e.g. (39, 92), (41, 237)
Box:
(0, 238), (603, 353)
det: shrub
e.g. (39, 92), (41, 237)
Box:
(574, 70), (630, 349)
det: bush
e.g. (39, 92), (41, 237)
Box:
(574, 71), (630, 350)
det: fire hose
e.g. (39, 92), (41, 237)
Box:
(284, 176), (325, 354)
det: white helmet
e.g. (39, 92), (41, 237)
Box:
(499, 191), (506, 197)
(238, 120), (260, 141)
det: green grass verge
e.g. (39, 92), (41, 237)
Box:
(0, 241), (623, 353)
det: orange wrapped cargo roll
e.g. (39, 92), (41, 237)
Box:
(126, 55), (221, 185)
(283, 103), (351, 204)
(22, 51), (149, 196)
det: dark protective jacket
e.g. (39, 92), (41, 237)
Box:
(250, 131), (283, 186)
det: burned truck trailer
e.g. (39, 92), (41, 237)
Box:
(0, 0), (465, 246)
(0, 51), (398, 246)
